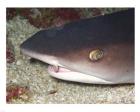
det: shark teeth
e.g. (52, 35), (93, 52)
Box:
(49, 65), (60, 73)
(48, 65), (71, 73)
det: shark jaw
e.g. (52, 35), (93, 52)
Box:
(47, 65), (112, 84)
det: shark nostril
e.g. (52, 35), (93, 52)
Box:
(89, 49), (104, 61)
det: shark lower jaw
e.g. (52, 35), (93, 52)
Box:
(47, 65), (112, 84)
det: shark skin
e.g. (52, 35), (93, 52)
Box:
(20, 9), (134, 84)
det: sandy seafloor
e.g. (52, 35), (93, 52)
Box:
(6, 16), (135, 104)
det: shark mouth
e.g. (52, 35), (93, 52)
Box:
(47, 65), (112, 84)
(48, 65), (71, 73)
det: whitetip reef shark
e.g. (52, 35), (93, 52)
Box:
(20, 9), (134, 84)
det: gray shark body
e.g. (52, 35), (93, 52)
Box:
(20, 9), (134, 84)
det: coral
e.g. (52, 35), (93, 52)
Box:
(6, 8), (80, 28)
(54, 8), (80, 21)
(6, 84), (30, 103)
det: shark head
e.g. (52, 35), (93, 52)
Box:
(20, 9), (134, 84)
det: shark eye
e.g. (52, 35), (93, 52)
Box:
(89, 49), (104, 61)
